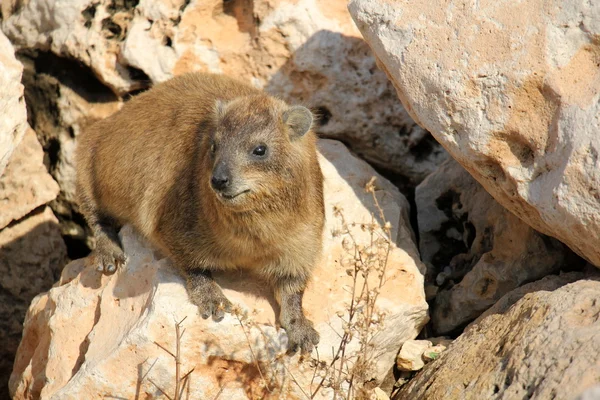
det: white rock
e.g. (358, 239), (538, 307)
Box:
(348, 0), (600, 266)
(0, 30), (27, 177)
(9, 139), (429, 399)
(396, 339), (432, 371)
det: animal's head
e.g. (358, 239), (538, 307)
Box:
(204, 94), (315, 212)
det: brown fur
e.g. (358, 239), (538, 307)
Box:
(76, 73), (324, 352)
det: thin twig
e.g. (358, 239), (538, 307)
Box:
(211, 383), (227, 400)
(235, 313), (271, 393)
(148, 378), (174, 400)
(140, 358), (159, 385)
(281, 359), (311, 400)
(153, 341), (176, 359)
(174, 319), (183, 400)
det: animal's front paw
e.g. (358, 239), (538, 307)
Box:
(191, 286), (233, 321)
(285, 318), (320, 354)
(90, 237), (127, 275)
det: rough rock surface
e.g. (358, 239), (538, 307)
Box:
(349, 0), (600, 266)
(17, 51), (122, 251)
(416, 158), (575, 334)
(0, 29), (27, 177)
(395, 273), (600, 400)
(18, 51), (122, 252)
(9, 139), (429, 399)
(0, 207), (68, 399)
(3, 0), (446, 183)
(0, 126), (60, 230)
(396, 340), (432, 371)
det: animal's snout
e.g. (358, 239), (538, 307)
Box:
(211, 163), (231, 191)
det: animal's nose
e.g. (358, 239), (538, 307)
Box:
(211, 175), (229, 190)
(211, 166), (230, 191)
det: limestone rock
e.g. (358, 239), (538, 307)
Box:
(3, 0), (445, 182)
(348, 0), (600, 266)
(416, 158), (574, 334)
(265, 32), (447, 183)
(395, 340), (432, 371)
(0, 29), (27, 177)
(9, 139), (429, 399)
(0, 207), (67, 399)
(0, 126), (60, 229)
(395, 273), (600, 400)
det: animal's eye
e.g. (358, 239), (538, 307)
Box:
(210, 142), (216, 154)
(252, 145), (267, 157)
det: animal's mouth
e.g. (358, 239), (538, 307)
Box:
(219, 189), (250, 200)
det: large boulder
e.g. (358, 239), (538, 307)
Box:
(9, 140), (429, 399)
(394, 273), (600, 400)
(2, 0), (446, 183)
(0, 206), (67, 398)
(416, 158), (577, 334)
(348, 0), (600, 266)
(0, 29), (27, 177)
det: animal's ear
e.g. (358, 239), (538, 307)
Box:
(214, 99), (229, 120)
(282, 105), (313, 138)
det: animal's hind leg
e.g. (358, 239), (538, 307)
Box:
(87, 212), (127, 275)
(77, 169), (126, 274)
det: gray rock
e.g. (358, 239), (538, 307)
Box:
(416, 158), (578, 334)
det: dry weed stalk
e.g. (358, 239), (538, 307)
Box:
(150, 317), (195, 400)
(309, 176), (392, 400)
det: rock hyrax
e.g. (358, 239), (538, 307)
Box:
(76, 73), (324, 352)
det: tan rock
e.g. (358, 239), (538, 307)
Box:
(0, 126), (60, 229)
(396, 340), (432, 371)
(0, 30), (27, 177)
(0, 206), (68, 399)
(395, 273), (600, 400)
(9, 139), (429, 399)
(349, 0), (600, 266)
(4, 0), (445, 182)
(416, 158), (575, 334)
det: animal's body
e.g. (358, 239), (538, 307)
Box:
(75, 73), (324, 352)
